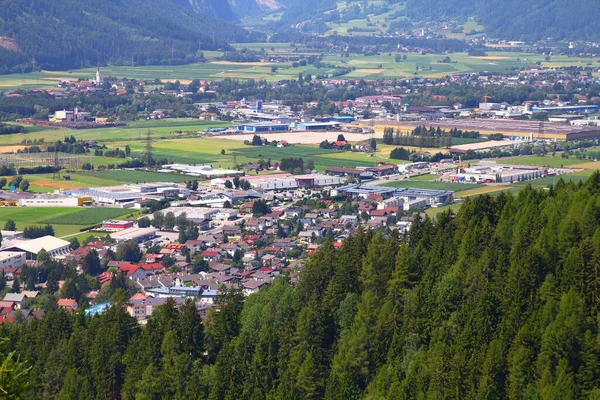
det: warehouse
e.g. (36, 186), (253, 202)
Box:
(297, 122), (340, 131)
(245, 174), (345, 190)
(19, 196), (92, 207)
(158, 207), (218, 221)
(3, 236), (71, 260)
(110, 227), (158, 243)
(102, 220), (135, 231)
(333, 184), (454, 205)
(237, 122), (290, 133)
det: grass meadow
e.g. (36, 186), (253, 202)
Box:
(0, 206), (135, 238)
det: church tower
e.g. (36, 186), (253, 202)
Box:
(95, 67), (102, 85)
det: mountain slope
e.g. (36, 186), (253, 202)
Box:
(0, 0), (263, 73)
(401, 0), (600, 41)
(189, 0), (238, 21)
(272, 0), (600, 41)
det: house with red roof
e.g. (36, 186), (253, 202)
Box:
(58, 298), (78, 312)
(369, 209), (388, 218)
(202, 250), (222, 262)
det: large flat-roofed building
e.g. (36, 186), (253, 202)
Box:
(158, 207), (218, 221)
(110, 227), (157, 243)
(370, 119), (600, 140)
(333, 184), (454, 205)
(65, 183), (189, 206)
(19, 196), (92, 207)
(297, 122), (340, 131)
(3, 236), (71, 260)
(242, 174), (345, 191)
(531, 105), (600, 114)
(102, 220), (135, 231)
(237, 122), (290, 133)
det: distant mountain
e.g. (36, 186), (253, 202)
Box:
(228, 0), (285, 14)
(0, 0), (264, 74)
(189, 0), (238, 21)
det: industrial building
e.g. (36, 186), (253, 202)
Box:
(297, 122), (340, 131)
(531, 105), (600, 114)
(373, 119), (600, 140)
(49, 108), (91, 123)
(19, 196), (92, 208)
(102, 220), (135, 231)
(110, 227), (158, 243)
(448, 162), (551, 184)
(242, 174), (345, 191)
(3, 236), (71, 260)
(333, 184), (454, 206)
(65, 183), (189, 206)
(158, 207), (218, 221)
(237, 122), (290, 133)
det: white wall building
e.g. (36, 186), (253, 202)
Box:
(0, 252), (26, 269)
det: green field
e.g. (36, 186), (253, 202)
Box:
(0, 119), (229, 146)
(0, 49), (595, 90)
(499, 154), (589, 168)
(0, 207), (134, 238)
(77, 170), (191, 184)
(41, 208), (134, 225)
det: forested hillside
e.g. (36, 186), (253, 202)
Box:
(402, 0), (600, 41)
(272, 0), (600, 41)
(3, 174), (600, 398)
(0, 0), (264, 74)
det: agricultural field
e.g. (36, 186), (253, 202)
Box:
(322, 52), (598, 80)
(0, 48), (595, 90)
(41, 208), (135, 225)
(0, 207), (133, 238)
(0, 119), (229, 146)
(499, 154), (590, 168)
(21, 170), (193, 193)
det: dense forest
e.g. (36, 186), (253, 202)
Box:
(0, 0), (264, 73)
(3, 174), (600, 398)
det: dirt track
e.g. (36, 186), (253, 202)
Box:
(216, 131), (381, 144)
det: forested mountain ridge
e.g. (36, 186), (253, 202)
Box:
(402, 0), (600, 41)
(273, 0), (600, 42)
(4, 174), (600, 398)
(0, 0), (264, 74)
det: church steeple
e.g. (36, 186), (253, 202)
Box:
(95, 66), (101, 85)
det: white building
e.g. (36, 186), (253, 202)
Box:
(19, 196), (89, 207)
(110, 227), (158, 243)
(3, 236), (71, 260)
(0, 252), (26, 269)
(159, 207), (218, 221)
(215, 210), (239, 221)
